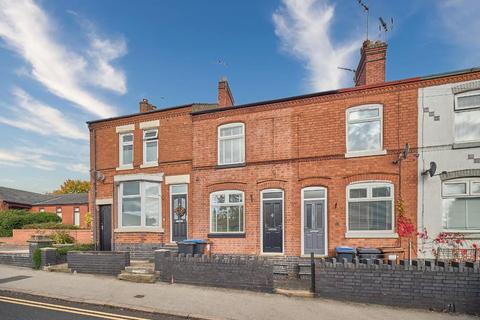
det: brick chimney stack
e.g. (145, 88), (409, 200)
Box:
(354, 40), (388, 87)
(139, 98), (157, 113)
(218, 77), (235, 108)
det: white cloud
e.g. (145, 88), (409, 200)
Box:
(272, 0), (361, 91)
(0, 0), (125, 118)
(0, 148), (57, 171)
(0, 88), (89, 140)
(436, 0), (480, 65)
(66, 163), (89, 174)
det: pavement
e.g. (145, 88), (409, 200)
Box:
(0, 264), (476, 320)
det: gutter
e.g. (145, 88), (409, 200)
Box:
(91, 127), (97, 250)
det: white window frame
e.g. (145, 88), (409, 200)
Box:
(301, 186), (328, 257)
(142, 129), (158, 167)
(345, 181), (397, 238)
(217, 122), (245, 166)
(442, 178), (480, 232)
(39, 208), (45, 213)
(454, 90), (480, 144)
(209, 190), (245, 234)
(117, 181), (162, 231)
(260, 189), (285, 255)
(170, 184), (188, 243)
(345, 104), (386, 158)
(118, 132), (134, 169)
(74, 207), (80, 226)
(56, 207), (62, 220)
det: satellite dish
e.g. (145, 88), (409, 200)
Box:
(422, 162), (437, 177)
(95, 171), (105, 182)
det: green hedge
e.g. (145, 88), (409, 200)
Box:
(56, 243), (94, 256)
(0, 210), (61, 237)
(22, 222), (80, 230)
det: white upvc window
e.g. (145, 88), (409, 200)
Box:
(118, 181), (161, 229)
(346, 182), (394, 235)
(442, 178), (480, 231)
(346, 104), (384, 157)
(119, 132), (134, 167)
(454, 90), (480, 143)
(218, 123), (245, 165)
(143, 129), (158, 166)
(74, 207), (80, 226)
(210, 190), (244, 233)
(56, 207), (62, 219)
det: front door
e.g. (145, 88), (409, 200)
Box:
(171, 185), (188, 242)
(303, 200), (325, 255)
(262, 194), (283, 253)
(99, 205), (111, 251)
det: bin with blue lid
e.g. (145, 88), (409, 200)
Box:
(335, 246), (356, 262)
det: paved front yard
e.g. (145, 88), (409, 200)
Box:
(0, 264), (476, 320)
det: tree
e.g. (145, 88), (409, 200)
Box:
(52, 179), (90, 194)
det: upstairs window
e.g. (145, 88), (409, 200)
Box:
(218, 123), (244, 165)
(119, 133), (133, 167)
(443, 179), (480, 230)
(347, 182), (394, 232)
(454, 90), (480, 143)
(346, 104), (383, 155)
(143, 129), (158, 165)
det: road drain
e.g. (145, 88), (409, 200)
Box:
(134, 295), (145, 298)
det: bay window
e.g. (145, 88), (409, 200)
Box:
(210, 190), (244, 233)
(119, 181), (161, 228)
(218, 123), (245, 165)
(454, 90), (480, 143)
(347, 182), (394, 235)
(346, 104), (383, 156)
(443, 179), (480, 230)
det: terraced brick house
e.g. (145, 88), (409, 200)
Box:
(88, 40), (480, 257)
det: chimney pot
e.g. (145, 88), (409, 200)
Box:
(139, 98), (157, 113)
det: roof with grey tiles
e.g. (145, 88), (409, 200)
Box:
(0, 186), (88, 206)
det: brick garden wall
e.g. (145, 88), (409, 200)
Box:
(0, 253), (31, 268)
(0, 229), (92, 245)
(67, 251), (130, 275)
(315, 259), (480, 314)
(154, 250), (274, 292)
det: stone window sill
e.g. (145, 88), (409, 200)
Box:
(116, 165), (134, 171)
(207, 233), (246, 238)
(345, 232), (398, 239)
(114, 228), (164, 233)
(140, 162), (159, 168)
(452, 141), (480, 149)
(215, 163), (246, 170)
(345, 150), (387, 158)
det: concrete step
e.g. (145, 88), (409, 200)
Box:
(124, 266), (155, 274)
(43, 263), (72, 273)
(274, 288), (314, 298)
(117, 271), (158, 283)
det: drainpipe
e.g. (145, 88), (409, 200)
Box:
(91, 127), (97, 250)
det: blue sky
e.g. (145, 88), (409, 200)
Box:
(0, 0), (478, 193)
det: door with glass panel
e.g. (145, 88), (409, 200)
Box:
(262, 190), (283, 253)
(303, 187), (326, 255)
(171, 184), (188, 242)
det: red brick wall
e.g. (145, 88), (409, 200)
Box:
(0, 229), (92, 245)
(89, 106), (194, 248)
(30, 204), (89, 228)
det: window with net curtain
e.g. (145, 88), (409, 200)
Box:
(218, 123), (244, 165)
(120, 181), (160, 228)
(143, 129), (158, 164)
(119, 133), (133, 166)
(454, 90), (480, 143)
(346, 104), (382, 154)
(443, 179), (480, 230)
(210, 190), (244, 233)
(347, 182), (394, 232)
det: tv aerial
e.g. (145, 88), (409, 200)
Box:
(379, 17), (394, 41)
(337, 67), (356, 81)
(356, 0), (370, 40)
(421, 162), (437, 177)
(392, 143), (410, 165)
